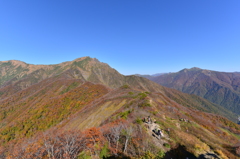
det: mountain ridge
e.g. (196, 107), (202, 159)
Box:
(147, 67), (240, 115)
(0, 59), (237, 121)
(0, 58), (240, 158)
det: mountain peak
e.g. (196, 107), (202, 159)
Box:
(71, 56), (103, 65)
(73, 56), (91, 61)
(180, 67), (202, 73)
(189, 67), (201, 70)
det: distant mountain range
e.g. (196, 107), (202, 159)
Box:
(0, 58), (240, 158)
(142, 67), (240, 116)
(134, 73), (167, 79)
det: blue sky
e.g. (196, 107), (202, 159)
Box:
(0, 0), (239, 75)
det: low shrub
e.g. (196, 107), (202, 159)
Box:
(163, 143), (170, 148)
(136, 117), (143, 124)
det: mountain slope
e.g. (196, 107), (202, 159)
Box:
(0, 58), (236, 121)
(0, 58), (240, 158)
(0, 57), (165, 96)
(149, 67), (240, 115)
(1, 80), (240, 158)
(0, 57), (123, 89)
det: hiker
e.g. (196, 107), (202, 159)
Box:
(158, 129), (161, 138)
(148, 116), (152, 124)
(154, 128), (158, 134)
(143, 117), (148, 123)
(159, 129), (164, 138)
(143, 118), (146, 122)
(160, 129), (164, 137)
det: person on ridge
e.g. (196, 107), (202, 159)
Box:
(148, 116), (152, 124)
(158, 129), (161, 138)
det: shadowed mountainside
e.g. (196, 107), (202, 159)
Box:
(148, 67), (240, 115)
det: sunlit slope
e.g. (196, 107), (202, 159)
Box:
(0, 58), (240, 158)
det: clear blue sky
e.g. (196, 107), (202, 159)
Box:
(0, 0), (239, 75)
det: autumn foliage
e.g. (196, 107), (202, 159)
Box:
(1, 58), (240, 158)
(1, 119), (153, 159)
